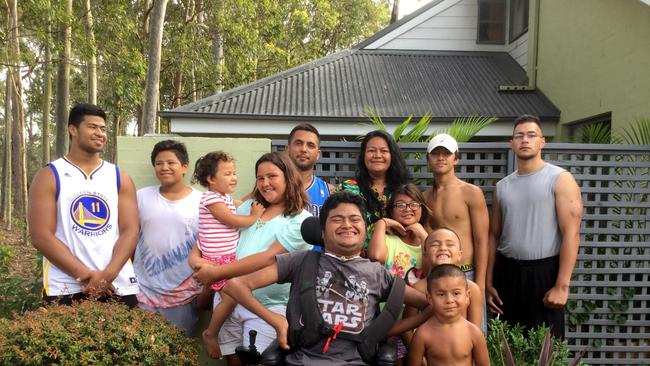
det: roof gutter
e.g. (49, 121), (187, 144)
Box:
(498, 0), (540, 92)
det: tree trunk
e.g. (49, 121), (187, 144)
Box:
(172, 0), (195, 108)
(172, 59), (184, 108)
(111, 113), (120, 163)
(84, 0), (97, 104)
(8, 0), (28, 222)
(390, 0), (400, 24)
(42, 0), (52, 165)
(210, 0), (224, 93)
(137, 0), (153, 136)
(191, 64), (197, 101)
(2, 69), (13, 229)
(55, 0), (72, 157)
(141, 0), (168, 134)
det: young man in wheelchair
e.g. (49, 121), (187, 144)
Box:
(223, 192), (429, 365)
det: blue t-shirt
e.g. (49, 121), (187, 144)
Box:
(236, 199), (312, 306)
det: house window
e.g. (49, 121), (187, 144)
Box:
(477, 0), (506, 44)
(509, 0), (529, 42)
(567, 113), (612, 143)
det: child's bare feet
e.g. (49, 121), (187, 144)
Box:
(203, 330), (223, 359)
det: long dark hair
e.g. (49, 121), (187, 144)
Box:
(356, 130), (410, 217)
(253, 152), (308, 216)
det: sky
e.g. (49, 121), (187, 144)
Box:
(398, 0), (431, 19)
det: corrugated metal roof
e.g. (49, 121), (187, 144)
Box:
(162, 49), (559, 121)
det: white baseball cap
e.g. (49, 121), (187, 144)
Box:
(427, 133), (459, 154)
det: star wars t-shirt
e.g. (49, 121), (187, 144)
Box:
(276, 251), (394, 365)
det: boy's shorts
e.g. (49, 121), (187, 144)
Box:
(139, 299), (198, 337)
(464, 269), (488, 334)
(213, 291), (287, 355)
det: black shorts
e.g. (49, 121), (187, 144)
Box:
(493, 253), (565, 338)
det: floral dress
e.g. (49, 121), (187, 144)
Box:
(337, 179), (391, 254)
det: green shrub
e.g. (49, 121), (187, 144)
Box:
(0, 245), (41, 319)
(0, 300), (198, 365)
(487, 317), (580, 366)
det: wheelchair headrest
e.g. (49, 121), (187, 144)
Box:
(300, 216), (323, 247)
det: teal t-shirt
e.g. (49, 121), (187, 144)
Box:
(236, 199), (312, 307)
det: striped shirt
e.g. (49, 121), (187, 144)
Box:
(197, 191), (239, 260)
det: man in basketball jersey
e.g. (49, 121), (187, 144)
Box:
(285, 123), (335, 217)
(28, 103), (140, 307)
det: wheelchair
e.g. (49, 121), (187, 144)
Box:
(235, 330), (398, 366)
(235, 216), (400, 366)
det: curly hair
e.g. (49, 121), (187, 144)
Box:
(356, 130), (411, 217)
(192, 151), (233, 188)
(253, 152), (308, 216)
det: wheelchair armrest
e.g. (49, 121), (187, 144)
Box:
(260, 339), (285, 366)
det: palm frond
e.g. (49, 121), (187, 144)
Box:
(401, 113), (431, 142)
(393, 115), (414, 141)
(613, 117), (650, 144)
(447, 115), (498, 142)
(360, 110), (496, 142)
(430, 115), (497, 142)
(578, 122), (611, 143)
(356, 107), (388, 140)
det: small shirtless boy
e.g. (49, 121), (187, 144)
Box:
(424, 134), (489, 293)
(407, 264), (490, 366)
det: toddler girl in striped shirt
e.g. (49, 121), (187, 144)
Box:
(190, 151), (264, 358)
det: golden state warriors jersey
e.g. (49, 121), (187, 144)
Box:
(44, 157), (138, 296)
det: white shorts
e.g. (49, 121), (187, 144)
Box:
(213, 291), (287, 356)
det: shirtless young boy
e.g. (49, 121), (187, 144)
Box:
(423, 134), (489, 293)
(407, 264), (490, 366)
(411, 227), (483, 328)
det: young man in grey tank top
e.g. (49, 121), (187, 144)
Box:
(485, 114), (583, 338)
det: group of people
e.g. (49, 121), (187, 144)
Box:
(28, 103), (583, 366)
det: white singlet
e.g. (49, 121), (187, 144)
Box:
(43, 157), (138, 296)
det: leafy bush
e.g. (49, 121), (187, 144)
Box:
(487, 317), (582, 366)
(0, 245), (41, 319)
(0, 300), (198, 365)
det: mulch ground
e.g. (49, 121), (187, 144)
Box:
(1, 226), (40, 282)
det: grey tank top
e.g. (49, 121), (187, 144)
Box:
(496, 163), (566, 260)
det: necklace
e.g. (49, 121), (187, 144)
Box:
(325, 252), (360, 262)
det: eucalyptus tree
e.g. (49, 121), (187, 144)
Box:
(54, 0), (72, 158)
(141, 0), (168, 135)
(6, 0), (28, 222)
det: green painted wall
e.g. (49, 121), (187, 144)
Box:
(535, 0), (650, 136)
(117, 136), (271, 197)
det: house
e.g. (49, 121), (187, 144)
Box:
(160, 0), (650, 141)
(533, 0), (650, 139)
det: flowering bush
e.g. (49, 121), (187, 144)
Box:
(0, 300), (197, 365)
